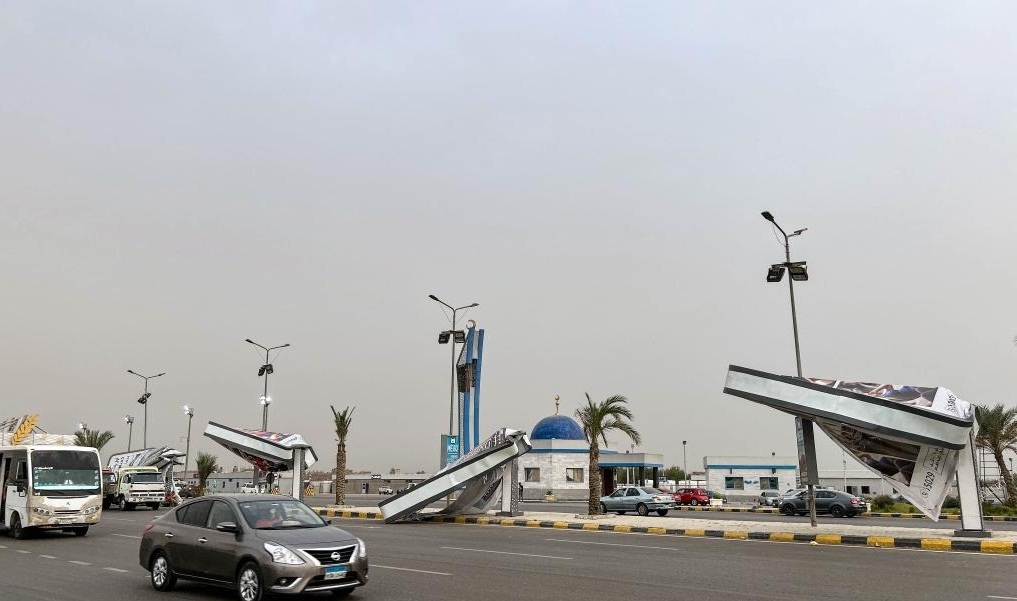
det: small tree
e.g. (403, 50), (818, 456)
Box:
(576, 393), (641, 515)
(974, 403), (1017, 507)
(74, 426), (115, 452)
(331, 405), (355, 506)
(196, 452), (219, 495)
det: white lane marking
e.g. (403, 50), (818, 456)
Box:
(371, 564), (452, 576)
(113, 534), (142, 539)
(68, 560), (90, 565)
(987, 597), (1017, 600)
(441, 546), (571, 560)
(104, 567), (129, 573)
(547, 538), (683, 551)
(17, 550), (31, 554)
(0, 545), (6, 549)
(39, 555), (58, 559)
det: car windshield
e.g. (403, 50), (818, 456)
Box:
(239, 499), (328, 530)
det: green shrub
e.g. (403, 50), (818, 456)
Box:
(942, 495), (960, 509)
(870, 495), (895, 511)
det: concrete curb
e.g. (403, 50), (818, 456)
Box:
(652, 506), (1017, 521)
(314, 508), (1016, 554)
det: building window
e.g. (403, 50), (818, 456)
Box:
(861, 486), (871, 495)
(566, 468), (584, 483)
(524, 468), (541, 482)
(724, 476), (744, 490)
(760, 477), (778, 490)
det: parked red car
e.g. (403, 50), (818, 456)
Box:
(674, 487), (711, 506)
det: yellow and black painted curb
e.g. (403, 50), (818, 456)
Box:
(314, 508), (1015, 554)
(668, 506), (1017, 522)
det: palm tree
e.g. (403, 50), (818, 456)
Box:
(196, 452), (219, 495)
(575, 393), (641, 515)
(974, 403), (1017, 507)
(74, 426), (115, 452)
(331, 405), (355, 506)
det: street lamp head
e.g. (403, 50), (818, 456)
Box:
(437, 331), (451, 344)
(453, 330), (466, 344)
(468, 302), (479, 308)
(766, 265), (786, 282)
(428, 294), (440, 301)
(260, 395), (272, 407)
(789, 264), (809, 281)
(125, 415), (134, 424)
(154, 372), (166, 378)
(78, 423), (86, 430)
(683, 440), (687, 445)
(761, 211), (775, 222)
(127, 369), (138, 375)
(791, 228), (808, 236)
(245, 338), (254, 344)
(183, 405), (193, 416)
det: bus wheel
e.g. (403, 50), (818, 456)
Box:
(10, 514), (26, 539)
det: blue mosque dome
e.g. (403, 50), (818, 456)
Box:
(531, 415), (586, 441)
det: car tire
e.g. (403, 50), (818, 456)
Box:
(830, 505), (845, 518)
(656, 509), (668, 516)
(636, 503), (649, 516)
(150, 551), (177, 592)
(237, 561), (264, 601)
(10, 513), (25, 539)
(149, 503), (161, 510)
(780, 504), (797, 516)
(102, 498), (111, 510)
(599, 502), (607, 513)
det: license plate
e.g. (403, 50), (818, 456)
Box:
(324, 566), (347, 580)
(58, 518), (73, 524)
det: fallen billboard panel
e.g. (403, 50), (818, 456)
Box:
(203, 422), (318, 473)
(723, 365), (974, 520)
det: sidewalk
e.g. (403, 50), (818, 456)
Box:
(314, 506), (1017, 555)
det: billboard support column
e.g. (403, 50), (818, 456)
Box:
(955, 432), (988, 536)
(291, 448), (305, 501)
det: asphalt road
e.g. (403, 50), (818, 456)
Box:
(2, 506), (1013, 601)
(304, 494), (1017, 533)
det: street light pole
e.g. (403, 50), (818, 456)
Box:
(682, 440), (688, 484)
(428, 295), (479, 437)
(127, 370), (166, 449)
(245, 339), (289, 431)
(245, 338), (289, 490)
(761, 210), (818, 527)
(183, 406), (194, 473)
(125, 415), (135, 451)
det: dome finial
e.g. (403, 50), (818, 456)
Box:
(554, 394), (560, 415)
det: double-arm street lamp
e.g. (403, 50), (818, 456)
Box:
(761, 210), (817, 527)
(127, 369), (166, 449)
(124, 415), (135, 451)
(428, 294), (479, 437)
(182, 406), (194, 473)
(244, 338), (289, 431)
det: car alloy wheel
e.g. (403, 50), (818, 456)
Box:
(830, 505), (845, 518)
(690, 499), (698, 506)
(781, 504), (797, 516)
(237, 561), (263, 601)
(150, 552), (177, 591)
(636, 503), (649, 516)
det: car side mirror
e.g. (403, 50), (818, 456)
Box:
(14, 480), (26, 494)
(215, 522), (239, 533)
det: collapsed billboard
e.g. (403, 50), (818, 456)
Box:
(203, 421), (318, 473)
(723, 365), (974, 520)
(107, 447), (185, 472)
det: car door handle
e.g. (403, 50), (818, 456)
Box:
(198, 537), (208, 544)
(164, 533), (174, 538)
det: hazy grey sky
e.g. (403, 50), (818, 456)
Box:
(2, 2), (1015, 475)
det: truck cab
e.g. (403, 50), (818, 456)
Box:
(113, 466), (165, 510)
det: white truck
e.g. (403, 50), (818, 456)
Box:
(109, 466), (165, 510)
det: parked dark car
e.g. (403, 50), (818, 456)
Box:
(139, 494), (368, 600)
(673, 488), (711, 506)
(780, 489), (866, 518)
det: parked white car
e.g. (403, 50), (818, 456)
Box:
(378, 486), (394, 494)
(240, 483), (259, 494)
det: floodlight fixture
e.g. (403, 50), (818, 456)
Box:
(453, 330), (466, 344)
(766, 265), (785, 282)
(438, 331), (451, 344)
(789, 264), (809, 281)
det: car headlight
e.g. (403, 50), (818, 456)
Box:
(33, 507), (52, 516)
(264, 542), (305, 565)
(82, 505), (100, 515)
(357, 538), (367, 559)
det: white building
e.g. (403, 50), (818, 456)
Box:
(518, 413), (665, 501)
(704, 455), (798, 501)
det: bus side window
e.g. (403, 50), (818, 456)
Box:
(14, 461), (27, 481)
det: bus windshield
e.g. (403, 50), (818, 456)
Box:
(32, 450), (101, 495)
